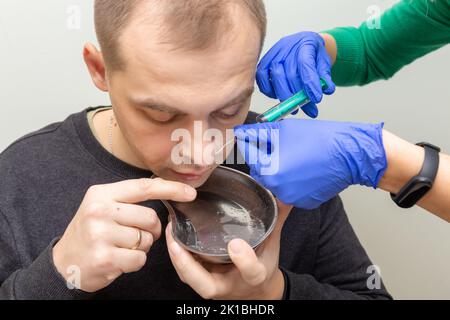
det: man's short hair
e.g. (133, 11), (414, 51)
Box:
(94, 0), (267, 71)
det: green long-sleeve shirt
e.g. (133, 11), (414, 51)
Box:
(326, 0), (450, 86)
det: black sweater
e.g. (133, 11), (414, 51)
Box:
(0, 107), (391, 300)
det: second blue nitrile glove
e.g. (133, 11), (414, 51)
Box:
(234, 119), (387, 210)
(256, 31), (336, 118)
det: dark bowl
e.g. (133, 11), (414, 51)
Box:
(162, 166), (278, 263)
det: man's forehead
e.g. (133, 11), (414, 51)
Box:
(117, 1), (262, 76)
(119, 37), (260, 89)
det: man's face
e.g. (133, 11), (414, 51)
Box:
(105, 8), (261, 188)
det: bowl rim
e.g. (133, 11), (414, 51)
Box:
(160, 165), (279, 258)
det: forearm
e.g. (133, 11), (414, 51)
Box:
(282, 269), (391, 300)
(320, 33), (337, 65)
(0, 238), (92, 300)
(379, 130), (450, 222)
(321, 0), (450, 86)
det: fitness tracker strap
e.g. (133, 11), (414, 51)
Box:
(390, 142), (440, 209)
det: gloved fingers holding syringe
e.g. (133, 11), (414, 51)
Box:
(256, 31), (336, 118)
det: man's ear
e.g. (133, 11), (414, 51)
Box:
(83, 42), (108, 92)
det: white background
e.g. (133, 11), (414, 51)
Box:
(0, 0), (449, 299)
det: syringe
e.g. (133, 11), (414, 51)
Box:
(256, 78), (329, 123)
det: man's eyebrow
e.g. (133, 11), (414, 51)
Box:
(131, 97), (183, 114)
(132, 86), (255, 114)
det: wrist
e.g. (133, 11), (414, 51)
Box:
(319, 33), (337, 65)
(336, 122), (387, 188)
(260, 268), (285, 300)
(378, 130), (424, 194)
(52, 240), (70, 283)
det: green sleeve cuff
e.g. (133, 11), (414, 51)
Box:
(323, 27), (366, 86)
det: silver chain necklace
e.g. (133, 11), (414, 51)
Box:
(108, 114), (114, 155)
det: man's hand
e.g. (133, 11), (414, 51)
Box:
(166, 201), (292, 300)
(53, 178), (197, 293)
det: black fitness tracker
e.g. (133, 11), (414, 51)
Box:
(390, 142), (440, 209)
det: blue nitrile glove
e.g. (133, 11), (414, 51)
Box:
(257, 31), (336, 118)
(234, 119), (387, 210)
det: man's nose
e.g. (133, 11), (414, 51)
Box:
(186, 120), (219, 167)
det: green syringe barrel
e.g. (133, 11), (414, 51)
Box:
(256, 78), (329, 123)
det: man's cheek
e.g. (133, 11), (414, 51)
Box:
(137, 137), (173, 162)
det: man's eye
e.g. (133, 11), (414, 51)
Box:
(214, 106), (242, 120)
(147, 110), (176, 123)
(214, 111), (239, 119)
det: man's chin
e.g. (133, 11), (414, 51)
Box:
(181, 176), (210, 189)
